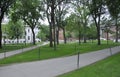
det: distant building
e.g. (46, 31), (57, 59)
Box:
(2, 26), (41, 44)
(25, 26), (40, 43)
(100, 25), (120, 41)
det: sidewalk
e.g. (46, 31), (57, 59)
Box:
(0, 46), (120, 77)
(0, 42), (49, 59)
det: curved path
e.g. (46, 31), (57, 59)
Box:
(0, 42), (49, 59)
(0, 46), (120, 77)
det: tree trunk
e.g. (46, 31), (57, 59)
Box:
(107, 32), (108, 45)
(53, 25), (56, 50)
(115, 18), (118, 43)
(31, 29), (36, 45)
(79, 30), (81, 45)
(83, 23), (87, 43)
(51, 1), (56, 50)
(83, 35), (87, 43)
(0, 12), (4, 48)
(107, 31), (109, 44)
(94, 17), (101, 45)
(63, 28), (66, 44)
(93, 14), (101, 45)
(0, 23), (2, 48)
(97, 26), (101, 45)
(49, 24), (53, 47)
(56, 28), (59, 45)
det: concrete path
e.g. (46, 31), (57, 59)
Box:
(0, 46), (120, 77)
(0, 42), (49, 59)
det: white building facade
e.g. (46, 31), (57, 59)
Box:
(25, 26), (41, 43)
(2, 26), (41, 44)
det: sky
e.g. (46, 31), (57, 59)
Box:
(2, 16), (9, 24)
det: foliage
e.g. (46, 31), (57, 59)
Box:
(87, 0), (106, 45)
(66, 14), (79, 32)
(65, 14), (84, 39)
(87, 24), (97, 39)
(7, 21), (23, 39)
(10, 0), (43, 45)
(55, 1), (70, 44)
(44, 0), (71, 48)
(105, 0), (120, 19)
(0, 0), (16, 48)
(37, 25), (49, 41)
(2, 24), (7, 35)
(73, 0), (90, 43)
(105, 0), (120, 42)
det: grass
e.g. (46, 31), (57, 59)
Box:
(0, 40), (120, 66)
(58, 52), (120, 77)
(0, 43), (35, 53)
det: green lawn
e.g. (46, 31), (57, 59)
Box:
(58, 52), (120, 77)
(0, 43), (34, 53)
(0, 41), (120, 65)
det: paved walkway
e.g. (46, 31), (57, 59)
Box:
(0, 42), (49, 59)
(0, 46), (120, 77)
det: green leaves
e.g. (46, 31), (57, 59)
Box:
(11, 0), (43, 26)
(7, 21), (23, 39)
(106, 0), (120, 19)
(37, 25), (49, 41)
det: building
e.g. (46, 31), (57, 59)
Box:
(25, 26), (40, 43)
(100, 25), (120, 41)
(2, 26), (41, 44)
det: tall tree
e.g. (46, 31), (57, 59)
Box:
(65, 14), (83, 44)
(88, 0), (105, 45)
(55, 2), (70, 44)
(44, 0), (69, 50)
(11, 0), (43, 45)
(0, 0), (15, 48)
(106, 0), (120, 43)
(73, 0), (89, 43)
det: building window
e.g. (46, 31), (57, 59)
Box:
(28, 29), (30, 33)
(28, 36), (30, 40)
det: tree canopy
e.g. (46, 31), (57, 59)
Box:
(0, 0), (15, 48)
(10, 0), (44, 45)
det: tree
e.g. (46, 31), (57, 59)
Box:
(101, 18), (111, 44)
(44, 0), (69, 50)
(11, 0), (43, 45)
(65, 14), (83, 44)
(73, 0), (89, 43)
(87, 23), (97, 42)
(7, 21), (23, 44)
(0, 0), (15, 48)
(105, 0), (120, 43)
(61, 20), (67, 44)
(2, 24), (8, 45)
(37, 25), (49, 41)
(88, 0), (106, 45)
(55, 2), (69, 45)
